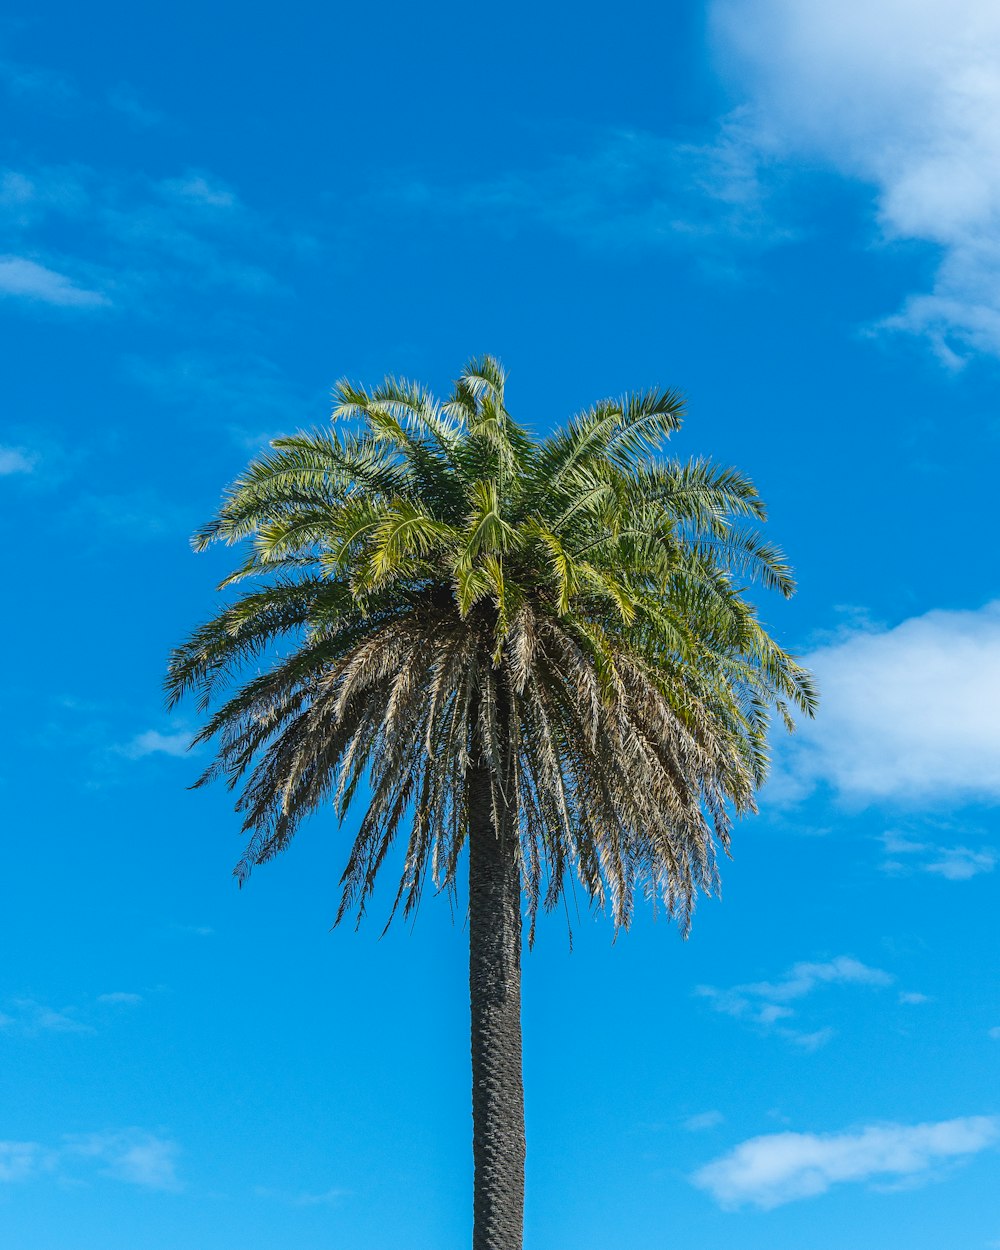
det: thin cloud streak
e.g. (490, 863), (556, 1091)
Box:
(692, 1115), (1000, 1209)
(119, 729), (192, 760)
(0, 1130), (180, 1191)
(3, 998), (95, 1036)
(64, 1131), (180, 1191)
(697, 956), (892, 1047)
(0, 255), (108, 307)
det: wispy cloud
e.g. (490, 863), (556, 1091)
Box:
(293, 1187), (346, 1206)
(0, 1142), (48, 1184)
(171, 923), (214, 938)
(122, 351), (320, 444)
(0, 444), (37, 474)
(33, 699), (196, 790)
(881, 830), (997, 881)
(1, 991), (141, 1033)
(731, 957), (893, 1003)
(770, 603), (1000, 806)
(0, 255), (108, 307)
(256, 1184), (347, 1206)
(160, 173), (238, 209)
(0, 430), (76, 489)
(118, 729), (192, 761)
(692, 1115), (1000, 1209)
(697, 956), (892, 1047)
(385, 117), (791, 266)
(683, 1111), (726, 1132)
(65, 1131), (180, 1190)
(0, 160), (308, 319)
(1, 1130), (181, 1191)
(106, 85), (163, 129)
(2, 998), (95, 1036)
(0, 167), (88, 227)
(923, 848), (997, 879)
(712, 0), (1000, 361)
(2, 52), (158, 131)
(65, 490), (196, 542)
(0, 57), (76, 105)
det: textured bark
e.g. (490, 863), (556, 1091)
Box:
(469, 760), (525, 1250)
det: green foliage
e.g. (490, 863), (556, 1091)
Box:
(167, 356), (816, 939)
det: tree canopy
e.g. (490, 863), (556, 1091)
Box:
(167, 355), (816, 939)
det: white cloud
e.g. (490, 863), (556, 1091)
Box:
(740, 957), (893, 1003)
(988, 1027), (1000, 1041)
(899, 991), (932, 1005)
(711, 0), (1000, 360)
(120, 729), (192, 760)
(924, 846), (996, 880)
(97, 992), (143, 1006)
(773, 603), (1000, 805)
(0, 445), (37, 474)
(693, 1115), (1000, 1209)
(0, 255), (107, 307)
(379, 0), (1000, 356)
(698, 956), (891, 1046)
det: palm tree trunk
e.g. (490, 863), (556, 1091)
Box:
(468, 760), (525, 1250)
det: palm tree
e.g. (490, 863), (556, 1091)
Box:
(166, 355), (815, 1249)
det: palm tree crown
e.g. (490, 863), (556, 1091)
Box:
(167, 355), (815, 938)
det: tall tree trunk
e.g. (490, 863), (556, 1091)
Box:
(468, 759), (525, 1250)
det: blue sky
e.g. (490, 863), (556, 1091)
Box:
(2, 1), (999, 1246)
